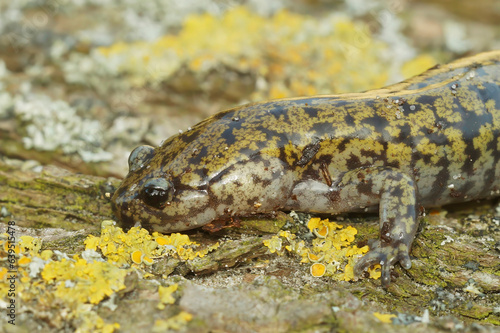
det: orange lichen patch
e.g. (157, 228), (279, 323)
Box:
(142, 256), (154, 266)
(85, 221), (219, 266)
(373, 312), (396, 323)
(313, 225), (329, 238)
(18, 255), (31, 267)
(131, 250), (144, 264)
(310, 263), (326, 277)
(264, 218), (375, 282)
(155, 236), (169, 246)
(157, 284), (179, 310)
(307, 252), (323, 262)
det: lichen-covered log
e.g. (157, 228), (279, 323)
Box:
(1, 157), (500, 332)
(0, 158), (119, 231)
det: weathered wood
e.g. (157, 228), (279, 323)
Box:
(0, 158), (120, 232)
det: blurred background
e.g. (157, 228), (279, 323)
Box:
(1, 0), (499, 178)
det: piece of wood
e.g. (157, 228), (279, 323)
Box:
(0, 158), (120, 232)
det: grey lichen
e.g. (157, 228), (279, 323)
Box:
(14, 94), (112, 162)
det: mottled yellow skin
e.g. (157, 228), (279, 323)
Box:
(112, 51), (500, 286)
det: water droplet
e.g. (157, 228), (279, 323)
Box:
(187, 127), (192, 131)
(409, 105), (416, 111)
(179, 129), (183, 134)
(232, 117), (240, 121)
(448, 184), (455, 189)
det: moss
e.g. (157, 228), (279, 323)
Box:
(456, 303), (492, 320)
(239, 213), (290, 234)
(186, 236), (267, 274)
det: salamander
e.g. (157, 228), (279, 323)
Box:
(112, 51), (500, 286)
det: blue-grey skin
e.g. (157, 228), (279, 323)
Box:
(112, 51), (500, 286)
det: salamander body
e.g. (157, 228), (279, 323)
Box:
(112, 51), (500, 285)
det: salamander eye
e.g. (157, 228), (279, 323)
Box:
(128, 145), (155, 172)
(141, 178), (174, 209)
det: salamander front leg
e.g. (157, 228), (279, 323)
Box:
(339, 167), (419, 286)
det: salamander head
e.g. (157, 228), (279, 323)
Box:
(111, 144), (215, 233)
(112, 101), (293, 232)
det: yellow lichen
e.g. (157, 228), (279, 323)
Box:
(373, 312), (396, 323)
(311, 263), (326, 277)
(41, 256), (127, 305)
(19, 235), (42, 254)
(0, 233), (20, 257)
(18, 255), (31, 267)
(40, 249), (53, 260)
(264, 218), (376, 282)
(263, 236), (283, 253)
(0, 232), (122, 333)
(401, 54), (436, 79)
(73, 306), (121, 333)
(153, 311), (193, 332)
(84, 221), (219, 266)
(157, 283), (179, 310)
(368, 264), (382, 279)
(94, 7), (434, 101)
